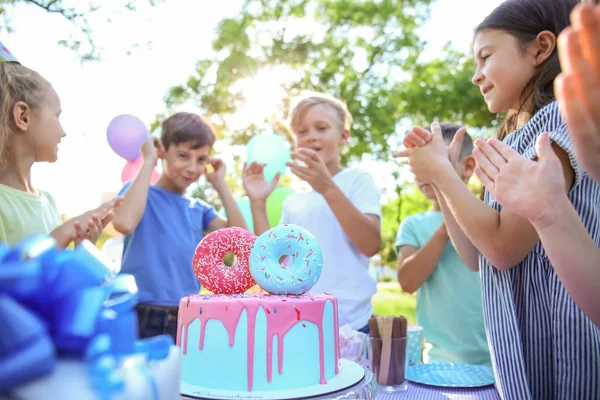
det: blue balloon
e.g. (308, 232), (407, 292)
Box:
(246, 133), (291, 182)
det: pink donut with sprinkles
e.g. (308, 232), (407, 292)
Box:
(193, 227), (258, 294)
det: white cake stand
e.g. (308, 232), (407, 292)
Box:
(180, 359), (377, 400)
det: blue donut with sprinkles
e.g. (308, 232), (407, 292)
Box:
(249, 224), (323, 295)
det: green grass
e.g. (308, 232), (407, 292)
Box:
(372, 282), (416, 325)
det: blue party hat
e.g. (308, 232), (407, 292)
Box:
(0, 41), (19, 64)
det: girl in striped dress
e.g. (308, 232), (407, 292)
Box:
(472, 1), (600, 327)
(394, 0), (600, 398)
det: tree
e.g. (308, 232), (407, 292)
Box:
(161, 0), (498, 261)
(395, 43), (499, 131)
(163, 0), (497, 165)
(0, 0), (161, 60)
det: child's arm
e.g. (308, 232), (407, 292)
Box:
(396, 123), (573, 270)
(432, 186), (480, 271)
(287, 148), (381, 257)
(242, 162), (279, 235)
(249, 199), (270, 235)
(474, 132), (599, 325)
(111, 138), (159, 235)
(432, 159), (564, 271)
(205, 159), (248, 231)
(397, 222), (448, 294)
(535, 196), (600, 326)
(320, 184), (381, 256)
(402, 127), (480, 271)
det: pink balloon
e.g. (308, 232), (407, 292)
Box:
(121, 157), (160, 185)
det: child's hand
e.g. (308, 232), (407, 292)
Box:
(140, 137), (162, 166)
(473, 132), (564, 227)
(205, 158), (227, 187)
(393, 122), (454, 183)
(51, 197), (123, 248)
(94, 196), (124, 222)
(81, 196), (123, 230)
(286, 148), (334, 194)
(69, 197), (123, 246)
(402, 126), (432, 148)
(555, 3), (600, 183)
(71, 214), (103, 246)
(242, 162), (279, 201)
(401, 125), (467, 167)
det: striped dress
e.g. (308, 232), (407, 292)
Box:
(481, 101), (600, 400)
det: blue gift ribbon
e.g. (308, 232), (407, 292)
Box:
(54, 286), (108, 354)
(0, 235), (173, 399)
(0, 295), (55, 389)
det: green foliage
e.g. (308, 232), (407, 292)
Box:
(164, 0), (497, 166)
(395, 43), (498, 128)
(161, 0), (497, 262)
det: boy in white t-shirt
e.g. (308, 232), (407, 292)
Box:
(243, 93), (382, 332)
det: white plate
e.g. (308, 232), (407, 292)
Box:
(181, 359), (365, 399)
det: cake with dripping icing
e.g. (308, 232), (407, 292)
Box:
(176, 292), (340, 392)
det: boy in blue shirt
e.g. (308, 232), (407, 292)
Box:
(396, 124), (491, 365)
(112, 112), (247, 340)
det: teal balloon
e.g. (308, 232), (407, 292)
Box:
(246, 133), (291, 182)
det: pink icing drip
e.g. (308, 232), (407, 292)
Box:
(317, 317), (326, 384)
(333, 297), (340, 374)
(199, 321), (207, 350)
(266, 327), (274, 382)
(183, 325), (189, 355)
(179, 294), (339, 391)
(277, 331), (284, 375)
(263, 300), (328, 384)
(197, 302), (244, 350)
(176, 310), (182, 346)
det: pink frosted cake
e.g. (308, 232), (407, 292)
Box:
(177, 293), (340, 393)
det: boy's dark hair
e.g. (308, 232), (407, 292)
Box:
(475, 0), (578, 140)
(426, 123), (474, 161)
(160, 112), (215, 150)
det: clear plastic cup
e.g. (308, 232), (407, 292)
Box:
(368, 337), (408, 392)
